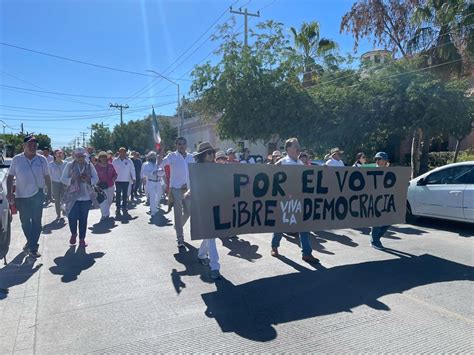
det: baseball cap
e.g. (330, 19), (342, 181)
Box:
(374, 152), (389, 160)
(23, 135), (38, 143)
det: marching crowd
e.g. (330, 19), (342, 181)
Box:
(6, 135), (391, 280)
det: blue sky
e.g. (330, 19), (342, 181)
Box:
(0, 0), (372, 148)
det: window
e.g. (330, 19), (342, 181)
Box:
(374, 55), (381, 63)
(425, 165), (474, 185)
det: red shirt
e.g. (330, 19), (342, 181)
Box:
(96, 163), (117, 188)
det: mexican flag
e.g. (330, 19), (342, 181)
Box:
(151, 107), (161, 150)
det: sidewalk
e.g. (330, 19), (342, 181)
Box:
(1, 197), (473, 353)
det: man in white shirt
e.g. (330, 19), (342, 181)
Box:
(325, 147), (345, 167)
(112, 147), (136, 215)
(272, 137), (319, 263)
(160, 137), (194, 247)
(7, 135), (51, 258)
(141, 152), (164, 217)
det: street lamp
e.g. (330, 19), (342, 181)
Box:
(146, 70), (182, 137)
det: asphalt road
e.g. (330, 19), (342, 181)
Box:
(1, 196), (473, 353)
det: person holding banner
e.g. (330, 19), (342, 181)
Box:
(371, 151), (391, 250)
(194, 142), (221, 280)
(325, 147), (345, 167)
(160, 137), (195, 248)
(272, 138), (319, 263)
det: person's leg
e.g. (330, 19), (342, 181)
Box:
(68, 201), (80, 237)
(207, 239), (220, 271)
(149, 182), (157, 215)
(115, 182), (122, 210)
(172, 188), (185, 242)
(271, 233), (283, 249)
(29, 190), (44, 252)
(59, 183), (65, 216)
(15, 197), (33, 250)
(123, 182), (130, 211)
(52, 182), (61, 217)
(107, 186), (114, 208)
(371, 225), (389, 244)
(156, 182), (163, 209)
(182, 192), (191, 226)
(99, 196), (109, 218)
(78, 201), (91, 240)
(299, 232), (313, 256)
(198, 239), (209, 259)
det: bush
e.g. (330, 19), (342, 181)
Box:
(428, 151), (454, 168)
(428, 150), (474, 168)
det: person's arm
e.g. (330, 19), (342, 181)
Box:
(90, 164), (99, 185)
(110, 163), (118, 182)
(130, 160), (136, 181)
(6, 158), (16, 200)
(6, 175), (14, 202)
(42, 156), (52, 198)
(61, 163), (72, 186)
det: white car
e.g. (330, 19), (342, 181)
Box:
(407, 162), (474, 223)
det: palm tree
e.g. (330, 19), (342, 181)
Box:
(290, 21), (338, 87)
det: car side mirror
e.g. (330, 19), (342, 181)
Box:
(417, 178), (426, 186)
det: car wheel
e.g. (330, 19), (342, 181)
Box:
(0, 210), (11, 260)
(406, 202), (418, 224)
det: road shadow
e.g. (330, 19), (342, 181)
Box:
(171, 243), (213, 294)
(148, 209), (173, 227)
(220, 237), (262, 262)
(409, 218), (474, 238)
(313, 230), (359, 247)
(0, 252), (42, 299)
(88, 218), (118, 234)
(353, 227), (401, 240)
(201, 253), (473, 341)
(42, 218), (67, 235)
(49, 246), (105, 283)
(115, 212), (138, 225)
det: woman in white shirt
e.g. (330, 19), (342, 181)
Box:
(61, 147), (99, 248)
(49, 149), (67, 220)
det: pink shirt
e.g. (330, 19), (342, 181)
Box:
(95, 163), (117, 188)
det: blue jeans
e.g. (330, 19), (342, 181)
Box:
(272, 232), (312, 256)
(371, 225), (390, 243)
(68, 200), (91, 239)
(15, 189), (44, 252)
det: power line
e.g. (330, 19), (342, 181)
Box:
(0, 84), (178, 99)
(0, 100), (175, 113)
(0, 42), (190, 81)
(0, 101), (176, 122)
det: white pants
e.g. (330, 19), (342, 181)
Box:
(147, 180), (162, 215)
(99, 186), (115, 217)
(198, 239), (220, 271)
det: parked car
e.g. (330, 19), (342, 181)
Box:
(407, 162), (474, 223)
(0, 163), (12, 264)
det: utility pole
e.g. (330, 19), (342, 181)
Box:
(86, 125), (93, 137)
(21, 123), (24, 134)
(109, 103), (129, 125)
(80, 132), (87, 147)
(230, 6), (260, 47)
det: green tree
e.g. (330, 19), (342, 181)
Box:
(89, 123), (112, 152)
(290, 21), (339, 87)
